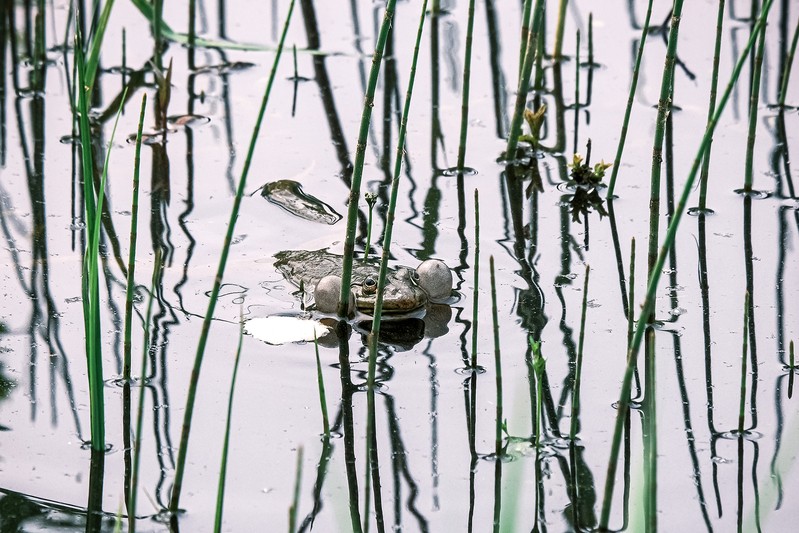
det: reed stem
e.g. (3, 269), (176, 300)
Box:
(568, 265), (589, 528)
(213, 315), (245, 533)
(456, 0), (476, 171)
(84, 0), (116, 92)
(288, 447), (304, 533)
(606, 0), (654, 198)
(169, 0), (296, 513)
(490, 256), (503, 455)
(470, 189), (480, 369)
(553, 0), (568, 60)
(338, 0), (398, 317)
(364, 5), (428, 530)
(647, 1), (684, 284)
(599, 2), (774, 527)
(367, 0), (428, 351)
(313, 333), (330, 437)
(744, 13), (769, 192)
(505, 0), (545, 158)
(698, 0), (726, 211)
(123, 95), (147, 383)
(518, 0), (533, 77)
(128, 250), (161, 533)
(627, 238), (636, 349)
(570, 265), (590, 444)
(78, 44), (127, 450)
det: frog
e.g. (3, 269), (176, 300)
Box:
(274, 249), (452, 315)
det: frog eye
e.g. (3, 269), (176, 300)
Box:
(410, 270), (421, 283)
(363, 276), (377, 294)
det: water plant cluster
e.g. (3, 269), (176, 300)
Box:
(0, 0), (797, 531)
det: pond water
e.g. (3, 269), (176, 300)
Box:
(1, 0), (798, 531)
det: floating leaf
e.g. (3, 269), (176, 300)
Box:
(262, 180), (342, 225)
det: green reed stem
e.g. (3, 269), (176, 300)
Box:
(365, 7), (428, 519)
(588, 13), (594, 66)
(738, 292), (750, 434)
(456, 0), (476, 171)
(362, 436), (371, 533)
(570, 265), (590, 443)
(553, 0), (568, 60)
(505, 0), (545, 158)
(75, 41), (94, 299)
(313, 333), (330, 438)
(84, 0), (116, 93)
(169, 0), (295, 513)
(568, 265), (590, 528)
(698, 0), (726, 211)
(627, 238), (636, 349)
(744, 13), (769, 192)
(78, 29), (127, 450)
(518, 0), (533, 77)
(647, 0), (684, 283)
(470, 189), (480, 369)
(367, 0), (428, 356)
(123, 94), (147, 383)
(643, 326), (657, 530)
(606, 0), (654, 198)
(75, 39), (98, 448)
(490, 256), (503, 456)
(213, 315), (245, 533)
(338, 0), (398, 317)
(599, 2), (774, 527)
(288, 446), (304, 533)
(129, 249), (160, 533)
(778, 16), (799, 107)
